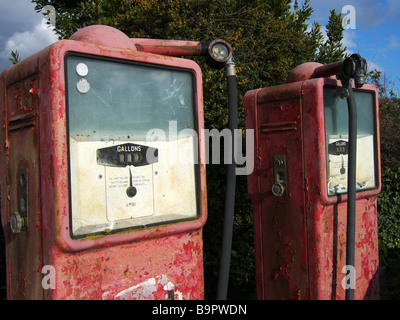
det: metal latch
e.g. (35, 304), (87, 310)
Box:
(272, 155), (286, 197)
(11, 167), (28, 234)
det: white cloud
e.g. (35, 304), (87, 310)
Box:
(0, 0), (59, 71)
(367, 60), (385, 73)
(386, 35), (400, 50)
(342, 29), (357, 50)
(0, 22), (58, 64)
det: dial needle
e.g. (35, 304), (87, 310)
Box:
(126, 167), (137, 198)
(340, 155), (346, 175)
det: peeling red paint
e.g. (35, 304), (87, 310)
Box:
(1, 25), (207, 300)
(133, 38), (202, 57)
(245, 63), (381, 300)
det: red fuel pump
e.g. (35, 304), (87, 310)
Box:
(244, 56), (381, 300)
(0, 25), (236, 299)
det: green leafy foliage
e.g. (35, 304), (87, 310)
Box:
(316, 9), (347, 64)
(9, 50), (21, 65)
(370, 69), (400, 299)
(369, 70), (400, 169)
(378, 167), (400, 249)
(33, 0), (121, 38)
(368, 70), (400, 251)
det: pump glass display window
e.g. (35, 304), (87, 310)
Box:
(65, 54), (200, 238)
(324, 86), (378, 196)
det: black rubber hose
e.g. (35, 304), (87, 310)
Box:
(345, 81), (357, 300)
(216, 60), (238, 300)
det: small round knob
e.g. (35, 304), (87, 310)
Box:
(10, 212), (24, 234)
(272, 182), (285, 197)
(126, 186), (137, 198)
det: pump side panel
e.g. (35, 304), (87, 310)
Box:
(0, 71), (7, 300)
(245, 82), (308, 300)
(0, 72), (6, 246)
(2, 73), (42, 299)
(6, 127), (42, 299)
(244, 89), (264, 299)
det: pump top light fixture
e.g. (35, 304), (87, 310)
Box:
(338, 54), (368, 88)
(201, 39), (233, 70)
(211, 42), (231, 61)
(339, 57), (356, 79)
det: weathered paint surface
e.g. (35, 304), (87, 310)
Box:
(132, 38), (202, 57)
(109, 275), (183, 300)
(244, 63), (381, 300)
(0, 25), (207, 299)
(52, 231), (204, 299)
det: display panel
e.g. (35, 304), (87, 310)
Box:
(65, 54), (200, 237)
(324, 86), (378, 196)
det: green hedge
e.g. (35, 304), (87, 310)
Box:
(377, 167), (400, 299)
(378, 167), (400, 249)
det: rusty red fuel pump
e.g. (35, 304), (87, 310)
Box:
(244, 55), (381, 300)
(0, 25), (237, 299)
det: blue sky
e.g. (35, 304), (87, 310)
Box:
(0, 0), (58, 72)
(309, 0), (400, 92)
(0, 0), (400, 91)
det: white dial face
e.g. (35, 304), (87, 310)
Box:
(69, 137), (198, 237)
